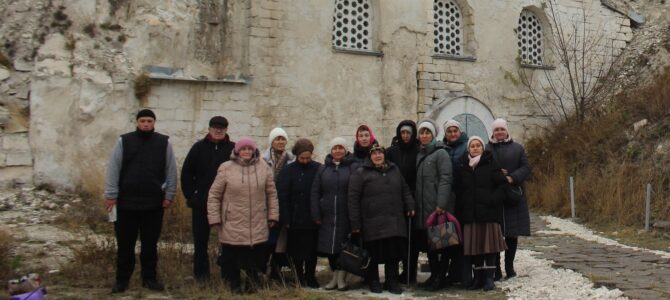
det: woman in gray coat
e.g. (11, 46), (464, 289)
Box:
(414, 119), (454, 291)
(486, 118), (532, 280)
(310, 137), (357, 291)
(349, 145), (415, 294)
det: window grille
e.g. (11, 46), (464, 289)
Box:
(517, 10), (544, 66)
(332, 0), (372, 50)
(433, 0), (463, 56)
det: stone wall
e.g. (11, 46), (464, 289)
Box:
(0, 0), (634, 192)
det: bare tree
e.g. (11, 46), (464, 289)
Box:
(518, 0), (622, 124)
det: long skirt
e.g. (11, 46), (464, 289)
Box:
(463, 222), (507, 256)
(286, 228), (318, 261)
(364, 236), (407, 264)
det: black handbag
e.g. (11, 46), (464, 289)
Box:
(504, 184), (523, 206)
(337, 235), (371, 277)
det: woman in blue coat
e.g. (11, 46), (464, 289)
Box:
(310, 137), (357, 291)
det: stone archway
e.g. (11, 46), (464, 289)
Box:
(426, 95), (495, 142)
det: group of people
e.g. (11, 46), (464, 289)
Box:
(104, 108), (531, 295)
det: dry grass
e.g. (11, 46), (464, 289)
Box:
(526, 67), (670, 227)
(0, 51), (11, 69)
(0, 229), (17, 284)
(134, 72), (152, 103)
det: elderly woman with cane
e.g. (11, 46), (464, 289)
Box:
(348, 144), (415, 294)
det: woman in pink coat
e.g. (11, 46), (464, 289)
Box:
(208, 137), (280, 294)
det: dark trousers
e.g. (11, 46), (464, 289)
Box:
(327, 254), (340, 271)
(366, 261), (400, 283)
(449, 246), (472, 286)
(504, 237), (518, 270)
(191, 208), (211, 279)
(114, 208), (164, 283)
(219, 244), (265, 289)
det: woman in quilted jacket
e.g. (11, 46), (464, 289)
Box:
(207, 137), (279, 294)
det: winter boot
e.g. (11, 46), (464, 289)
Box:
(337, 270), (348, 291)
(466, 269), (483, 290)
(324, 271), (338, 290)
(483, 268), (496, 291)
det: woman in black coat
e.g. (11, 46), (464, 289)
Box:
(277, 139), (322, 288)
(386, 120), (421, 284)
(348, 145), (415, 294)
(486, 118), (532, 280)
(457, 136), (507, 291)
(310, 137), (357, 291)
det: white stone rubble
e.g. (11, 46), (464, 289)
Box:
(540, 215), (670, 259)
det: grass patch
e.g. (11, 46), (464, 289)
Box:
(527, 67), (670, 227)
(133, 72), (152, 103)
(0, 51), (11, 69)
(83, 23), (97, 38)
(0, 230), (18, 284)
(99, 22), (123, 31)
(589, 223), (670, 252)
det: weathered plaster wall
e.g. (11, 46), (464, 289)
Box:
(0, 0), (633, 192)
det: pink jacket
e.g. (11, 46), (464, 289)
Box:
(207, 151), (279, 246)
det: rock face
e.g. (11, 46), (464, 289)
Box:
(0, 0), (641, 193)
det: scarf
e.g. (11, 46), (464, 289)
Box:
(468, 154), (481, 169)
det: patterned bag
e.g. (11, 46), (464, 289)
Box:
(425, 211), (461, 251)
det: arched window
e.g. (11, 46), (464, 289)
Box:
(332, 0), (372, 50)
(433, 0), (463, 56)
(517, 10), (544, 66)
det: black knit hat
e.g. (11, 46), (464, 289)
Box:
(136, 109), (156, 120)
(292, 138), (314, 156)
(209, 116), (229, 128)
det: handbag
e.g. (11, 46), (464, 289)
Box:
(425, 211), (461, 251)
(504, 184), (523, 206)
(336, 234), (371, 277)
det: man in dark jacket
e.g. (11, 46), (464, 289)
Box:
(181, 116), (235, 281)
(386, 120), (420, 283)
(104, 109), (177, 293)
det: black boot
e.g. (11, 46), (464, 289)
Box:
(111, 280), (128, 293)
(505, 237), (518, 279)
(142, 278), (165, 291)
(466, 269), (483, 290)
(384, 262), (403, 294)
(483, 269), (496, 291)
(419, 252), (438, 288)
(366, 264), (382, 293)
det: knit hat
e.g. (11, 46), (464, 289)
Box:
(400, 125), (413, 134)
(329, 137), (348, 152)
(209, 116), (228, 128)
(292, 138), (314, 156)
(443, 119), (461, 132)
(491, 118), (508, 132)
(136, 109), (156, 120)
(368, 144), (385, 155)
(234, 137), (257, 154)
(268, 127), (288, 145)
(467, 136), (486, 151)
(355, 124), (376, 146)
(417, 119), (437, 137)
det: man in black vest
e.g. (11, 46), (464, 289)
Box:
(104, 109), (177, 293)
(180, 116), (235, 281)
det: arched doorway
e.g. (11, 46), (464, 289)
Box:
(426, 95), (495, 142)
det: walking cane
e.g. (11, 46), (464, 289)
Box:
(407, 215), (412, 286)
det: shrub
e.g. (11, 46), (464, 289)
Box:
(83, 23), (96, 37)
(526, 67), (670, 226)
(0, 51), (11, 69)
(133, 72), (152, 101)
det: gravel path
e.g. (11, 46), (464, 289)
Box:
(516, 214), (670, 299)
